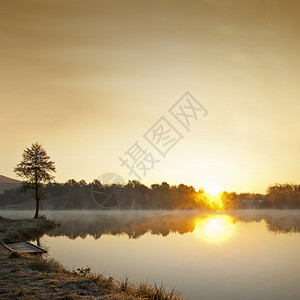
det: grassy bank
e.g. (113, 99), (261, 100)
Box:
(0, 216), (55, 243)
(0, 217), (185, 300)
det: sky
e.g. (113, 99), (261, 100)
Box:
(0, 0), (299, 193)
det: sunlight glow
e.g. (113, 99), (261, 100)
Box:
(201, 185), (225, 209)
(204, 193), (224, 209)
(205, 185), (221, 196)
(194, 215), (236, 244)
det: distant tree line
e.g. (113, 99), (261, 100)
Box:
(0, 180), (299, 210)
(265, 183), (300, 208)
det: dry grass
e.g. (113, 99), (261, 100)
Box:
(118, 276), (183, 300)
(0, 249), (124, 299)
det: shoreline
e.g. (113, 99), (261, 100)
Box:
(0, 216), (184, 300)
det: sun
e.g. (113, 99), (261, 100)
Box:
(205, 185), (221, 196)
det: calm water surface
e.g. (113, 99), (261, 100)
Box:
(2, 210), (300, 300)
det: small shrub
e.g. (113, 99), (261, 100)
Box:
(76, 267), (91, 276)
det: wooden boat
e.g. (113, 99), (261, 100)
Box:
(1, 241), (47, 254)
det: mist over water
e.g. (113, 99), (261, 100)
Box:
(1, 210), (300, 300)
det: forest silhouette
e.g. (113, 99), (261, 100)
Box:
(0, 180), (299, 210)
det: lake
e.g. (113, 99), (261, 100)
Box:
(1, 210), (300, 300)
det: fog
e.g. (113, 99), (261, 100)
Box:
(1, 210), (299, 240)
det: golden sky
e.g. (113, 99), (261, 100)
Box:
(0, 0), (299, 193)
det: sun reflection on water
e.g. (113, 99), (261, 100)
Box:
(194, 215), (236, 244)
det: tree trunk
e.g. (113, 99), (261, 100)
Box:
(34, 197), (39, 218)
(34, 168), (39, 218)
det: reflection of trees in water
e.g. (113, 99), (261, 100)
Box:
(265, 216), (300, 233)
(266, 219), (300, 233)
(46, 211), (300, 240)
(230, 211), (300, 234)
(47, 211), (198, 240)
